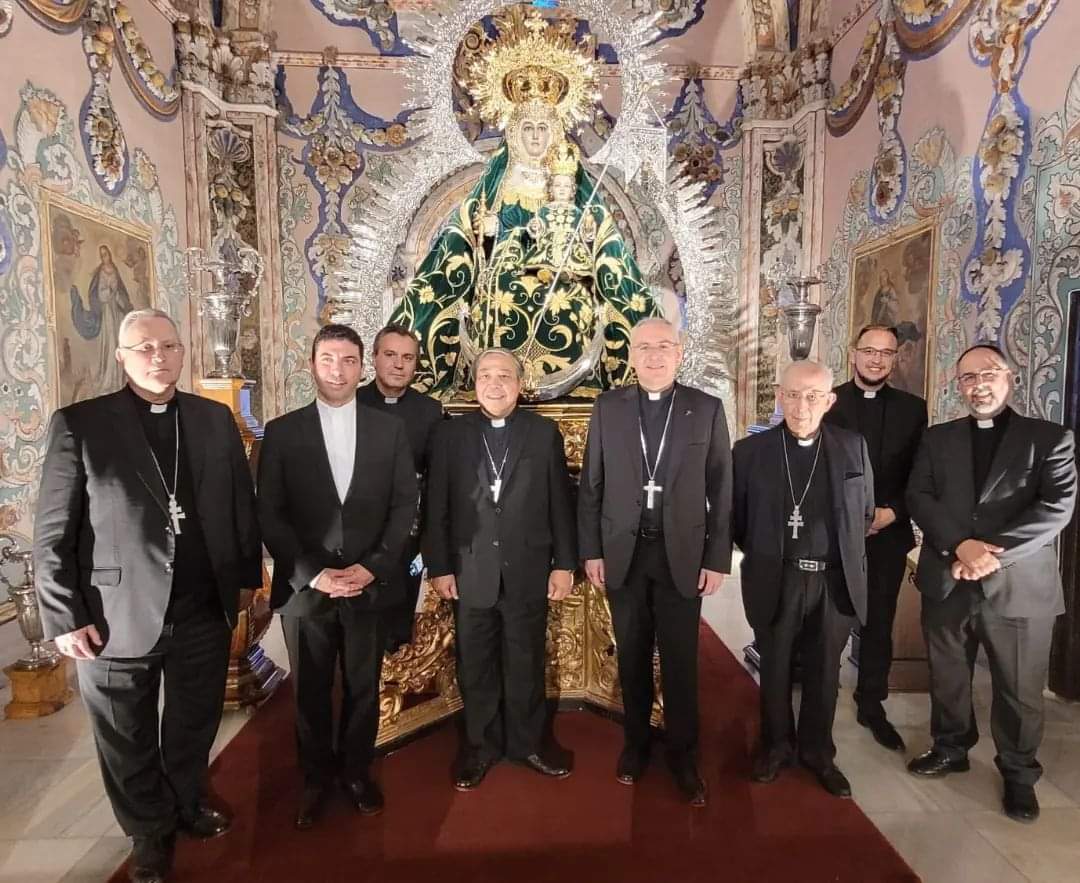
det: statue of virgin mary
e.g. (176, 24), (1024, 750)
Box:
(389, 7), (659, 400)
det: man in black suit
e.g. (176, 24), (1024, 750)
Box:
(906, 344), (1076, 823)
(824, 324), (927, 750)
(258, 324), (418, 829)
(733, 360), (874, 798)
(356, 323), (445, 651)
(424, 348), (577, 790)
(34, 309), (262, 883)
(578, 317), (731, 807)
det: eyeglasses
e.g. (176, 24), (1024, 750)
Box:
(779, 389), (830, 405)
(631, 342), (680, 355)
(854, 346), (897, 359)
(958, 368), (1008, 387)
(118, 342), (184, 357)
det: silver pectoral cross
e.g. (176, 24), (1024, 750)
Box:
(643, 478), (663, 510)
(168, 496), (186, 535)
(787, 505), (804, 540)
(491, 478), (502, 503)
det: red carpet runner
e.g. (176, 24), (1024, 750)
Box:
(112, 624), (918, 882)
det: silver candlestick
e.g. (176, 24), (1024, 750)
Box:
(186, 241), (265, 379)
(777, 274), (824, 361)
(0, 537), (60, 671)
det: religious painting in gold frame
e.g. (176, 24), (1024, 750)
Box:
(40, 189), (156, 409)
(847, 216), (938, 398)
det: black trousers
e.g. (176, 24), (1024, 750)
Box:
(608, 537), (702, 758)
(854, 533), (910, 712)
(922, 582), (1055, 786)
(754, 567), (855, 770)
(454, 585), (548, 761)
(76, 616), (231, 837)
(385, 538), (423, 648)
(281, 604), (385, 787)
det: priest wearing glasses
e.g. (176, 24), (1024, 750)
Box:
(823, 325), (927, 752)
(424, 348), (577, 791)
(733, 360), (874, 798)
(906, 344), (1076, 823)
(578, 317), (732, 807)
(34, 309), (262, 883)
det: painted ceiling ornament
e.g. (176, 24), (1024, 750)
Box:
(13, 0), (89, 31)
(827, 17), (884, 134)
(740, 37), (832, 123)
(962, 0), (1058, 340)
(79, 0), (129, 195)
(0, 1), (13, 37)
(666, 71), (742, 200)
(868, 17), (908, 224)
(311, 0), (411, 55)
(108, 0), (180, 118)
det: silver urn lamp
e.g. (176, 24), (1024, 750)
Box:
(779, 275), (824, 361)
(186, 241), (265, 379)
(0, 538), (60, 671)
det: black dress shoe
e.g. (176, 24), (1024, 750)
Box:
(857, 711), (906, 751)
(454, 755), (496, 791)
(129, 833), (174, 883)
(616, 746), (649, 785)
(750, 750), (792, 784)
(179, 804), (231, 839)
(1003, 781), (1040, 823)
(907, 748), (971, 777)
(343, 778), (385, 816)
(670, 759), (707, 807)
(294, 786), (328, 831)
(805, 763), (852, 798)
(519, 753), (572, 779)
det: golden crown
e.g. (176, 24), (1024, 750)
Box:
(545, 141), (580, 177)
(464, 6), (600, 131)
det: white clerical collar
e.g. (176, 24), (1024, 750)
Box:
(976, 418), (994, 429)
(149, 402), (168, 414)
(862, 389), (878, 399)
(384, 396), (399, 405)
(642, 383), (675, 402)
(317, 396), (356, 418)
(490, 417), (506, 428)
(797, 436), (816, 447)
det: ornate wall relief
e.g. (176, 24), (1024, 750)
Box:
(739, 38), (831, 122)
(174, 13), (274, 106)
(666, 74), (743, 201)
(0, 83), (185, 536)
(867, 14), (907, 224)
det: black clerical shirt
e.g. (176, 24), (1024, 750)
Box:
(970, 406), (1012, 498)
(481, 408), (516, 497)
(781, 427), (839, 562)
(356, 382), (442, 475)
(638, 384), (675, 532)
(854, 387), (886, 487)
(126, 386), (220, 624)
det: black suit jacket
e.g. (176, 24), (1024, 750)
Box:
(423, 409), (577, 608)
(733, 423), (874, 629)
(824, 380), (927, 551)
(33, 389), (262, 658)
(356, 382), (445, 475)
(257, 399), (418, 616)
(577, 383), (733, 597)
(906, 410), (1077, 617)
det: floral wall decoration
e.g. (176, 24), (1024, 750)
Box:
(0, 82), (185, 536)
(276, 65), (415, 312)
(173, 15), (275, 106)
(13, 0), (180, 196)
(821, 127), (977, 421)
(0, 0), (13, 36)
(827, 17), (884, 136)
(739, 38), (831, 122)
(666, 74), (743, 201)
(961, 0), (1058, 341)
(276, 143), (317, 412)
(1007, 64), (1080, 422)
(867, 14), (907, 224)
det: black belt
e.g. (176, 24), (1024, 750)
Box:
(638, 526), (664, 540)
(784, 558), (835, 573)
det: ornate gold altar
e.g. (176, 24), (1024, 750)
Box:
(376, 401), (662, 749)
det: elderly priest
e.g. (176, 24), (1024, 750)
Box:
(733, 359), (874, 798)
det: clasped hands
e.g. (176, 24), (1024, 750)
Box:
(314, 564), (376, 599)
(951, 538), (1005, 581)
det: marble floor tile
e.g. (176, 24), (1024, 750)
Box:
(0, 758), (110, 840)
(965, 808), (1080, 883)
(57, 838), (130, 883)
(0, 838), (98, 883)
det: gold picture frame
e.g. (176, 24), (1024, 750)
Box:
(40, 189), (156, 409)
(848, 216), (938, 398)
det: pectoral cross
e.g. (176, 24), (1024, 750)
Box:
(643, 478), (663, 510)
(787, 505), (804, 540)
(491, 479), (502, 503)
(168, 496), (186, 535)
